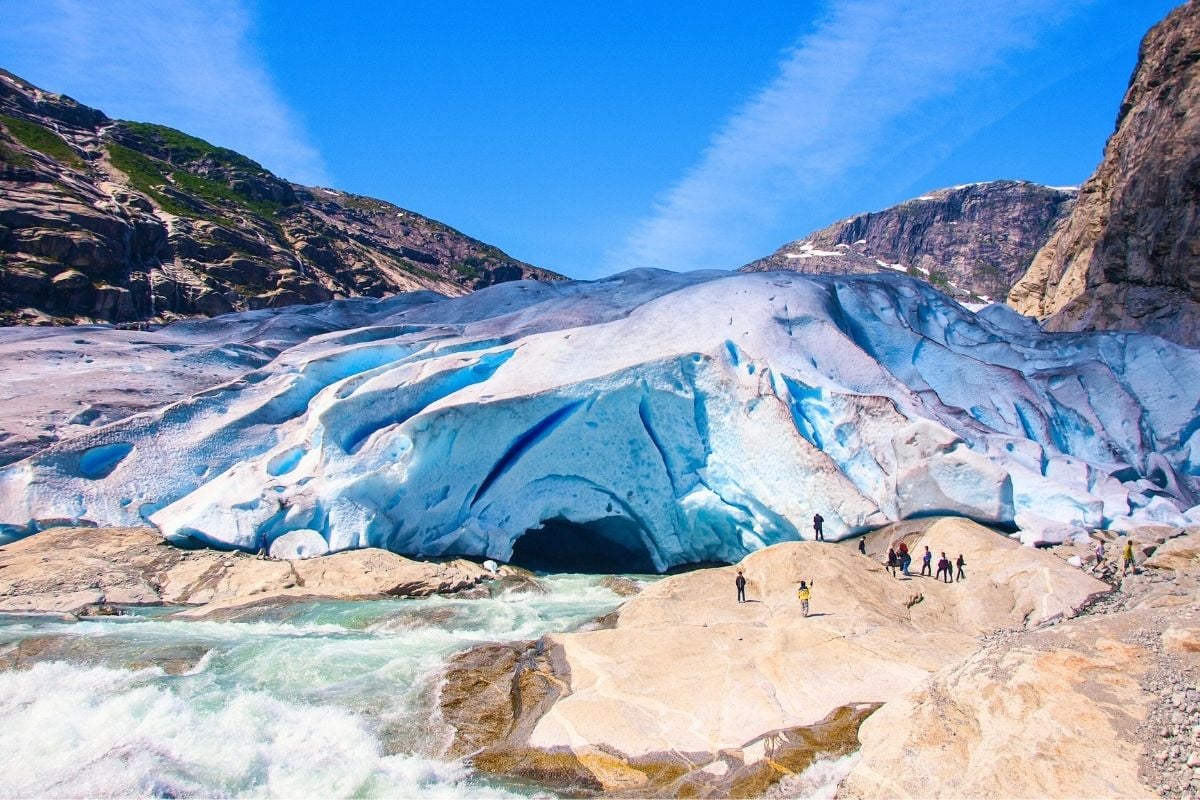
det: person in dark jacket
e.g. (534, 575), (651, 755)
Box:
(735, 570), (747, 603)
(886, 548), (898, 577)
(921, 546), (933, 577)
(936, 553), (952, 583)
(813, 513), (825, 541)
(955, 554), (966, 581)
(858, 538), (866, 555)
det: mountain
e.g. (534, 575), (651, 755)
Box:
(740, 181), (1077, 304)
(1008, 0), (1200, 347)
(3, 270), (1196, 557)
(0, 69), (562, 326)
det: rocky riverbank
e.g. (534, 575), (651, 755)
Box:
(0, 526), (492, 618)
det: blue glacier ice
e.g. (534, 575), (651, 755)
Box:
(0, 270), (1196, 569)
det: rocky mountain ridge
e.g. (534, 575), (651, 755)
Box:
(740, 181), (1077, 304)
(1008, 0), (1200, 348)
(0, 68), (561, 326)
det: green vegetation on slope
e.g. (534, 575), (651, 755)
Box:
(106, 141), (284, 223)
(0, 114), (85, 169)
(119, 121), (266, 172)
(105, 142), (194, 217)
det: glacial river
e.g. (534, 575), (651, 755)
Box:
(0, 575), (634, 799)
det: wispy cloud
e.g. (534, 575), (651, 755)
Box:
(606, 0), (1085, 274)
(0, 0), (329, 185)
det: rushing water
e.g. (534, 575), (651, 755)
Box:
(0, 574), (637, 799)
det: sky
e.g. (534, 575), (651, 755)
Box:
(0, 0), (1181, 279)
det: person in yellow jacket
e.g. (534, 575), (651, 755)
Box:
(1123, 540), (1136, 575)
(797, 580), (813, 617)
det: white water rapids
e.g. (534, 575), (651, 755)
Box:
(0, 575), (632, 798)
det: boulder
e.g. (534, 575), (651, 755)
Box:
(840, 608), (1171, 799)
(1143, 529), (1200, 571)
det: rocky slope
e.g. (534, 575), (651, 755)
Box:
(1008, 0), (1200, 347)
(435, 518), (1112, 796)
(841, 528), (1200, 800)
(0, 68), (561, 326)
(437, 519), (1199, 798)
(741, 181), (1076, 304)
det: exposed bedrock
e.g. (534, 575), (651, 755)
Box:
(0, 271), (1197, 566)
(840, 527), (1200, 800)
(0, 526), (491, 618)
(435, 519), (1113, 796)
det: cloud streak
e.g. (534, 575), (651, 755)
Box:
(0, 0), (329, 185)
(606, 0), (1085, 273)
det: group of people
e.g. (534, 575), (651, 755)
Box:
(881, 542), (964, 582)
(733, 514), (1142, 616)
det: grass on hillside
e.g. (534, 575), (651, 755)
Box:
(0, 137), (31, 167)
(105, 142), (196, 217)
(106, 141), (284, 226)
(0, 114), (85, 169)
(119, 121), (266, 173)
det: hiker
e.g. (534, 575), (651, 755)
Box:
(813, 513), (825, 541)
(886, 548), (898, 577)
(1092, 540), (1106, 571)
(736, 570), (747, 603)
(858, 538), (866, 555)
(936, 552), (952, 583)
(920, 546), (933, 577)
(955, 553), (966, 582)
(797, 580), (813, 617)
(1123, 540), (1136, 576)
(898, 542), (911, 576)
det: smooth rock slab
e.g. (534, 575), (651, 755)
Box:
(840, 608), (1175, 799)
(0, 526), (491, 617)
(439, 518), (1109, 796)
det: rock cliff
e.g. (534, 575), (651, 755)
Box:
(1008, 1), (1200, 347)
(741, 181), (1076, 304)
(0, 69), (561, 326)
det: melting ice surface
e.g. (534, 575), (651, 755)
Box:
(1, 270), (1198, 561)
(0, 574), (631, 798)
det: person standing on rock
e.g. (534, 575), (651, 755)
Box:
(797, 580), (813, 617)
(936, 552), (952, 583)
(955, 554), (966, 582)
(858, 538), (866, 555)
(921, 546), (933, 577)
(736, 570), (747, 603)
(1092, 540), (1106, 572)
(886, 548), (898, 577)
(1123, 540), (1136, 576)
(813, 513), (825, 541)
(898, 542), (911, 576)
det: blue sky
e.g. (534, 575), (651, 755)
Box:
(0, 0), (1180, 278)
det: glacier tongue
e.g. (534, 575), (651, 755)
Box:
(1, 270), (1197, 569)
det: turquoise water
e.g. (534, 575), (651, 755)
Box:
(0, 574), (637, 799)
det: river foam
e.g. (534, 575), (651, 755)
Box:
(0, 573), (638, 798)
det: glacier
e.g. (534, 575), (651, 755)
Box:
(0, 269), (1197, 570)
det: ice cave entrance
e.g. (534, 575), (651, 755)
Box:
(510, 516), (658, 574)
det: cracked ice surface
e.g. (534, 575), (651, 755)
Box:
(0, 270), (1197, 568)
